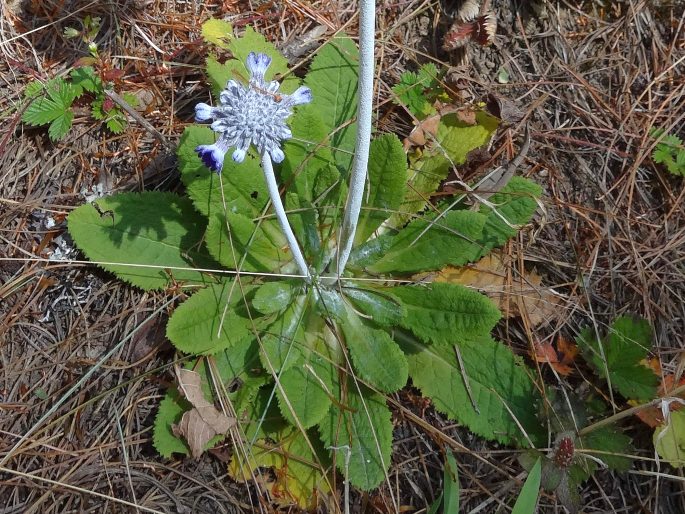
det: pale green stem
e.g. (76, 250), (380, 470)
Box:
(261, 153), (311, 280)
(336, 0), (376, 277)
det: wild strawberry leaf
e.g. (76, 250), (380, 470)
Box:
(23, 79), (77, 141)
(576, 316), (658, 401)
(70, 66), (101, 95)
(391, 63), (443, 118)
(23, 79), (76, 125)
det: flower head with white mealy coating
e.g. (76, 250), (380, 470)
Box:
(194, 52), (312, 173)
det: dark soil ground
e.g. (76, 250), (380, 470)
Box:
(1, 0), (684, 512)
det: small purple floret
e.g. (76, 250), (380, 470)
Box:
(195, 145), (224, 173)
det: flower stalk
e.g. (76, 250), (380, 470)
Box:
(193, 52), (312, 280)
(336, 0), (376, 277)
(261, 153), (311, 280)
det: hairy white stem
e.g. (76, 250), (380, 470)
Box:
(336, 0), (376, 277)
(261, 153), (311, 280)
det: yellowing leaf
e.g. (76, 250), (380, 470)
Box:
(201, 18), (233, 49)
(228, 429), (330, 509)
(654, 410), (685, 467)
(429, 254), (560, 327)
(172, 368), (236, 458)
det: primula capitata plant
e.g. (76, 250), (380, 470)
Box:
(68, 21), (551, 506)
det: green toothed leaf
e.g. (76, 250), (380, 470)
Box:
(305, 35), (359, 174)
(68, 192), (216, 290)
(318, 383), (393, 490)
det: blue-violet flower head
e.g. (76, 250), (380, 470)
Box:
(194, 52), (312, 173)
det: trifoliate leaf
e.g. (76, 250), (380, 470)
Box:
(576, 316), (658, 401)
(70, 66), (101, 95)
(67, 192), (217, 290)
(305, 35), (359, 174)
(318, 383), (393, 490)
(166, 280), (253, 355)
(355, 134), (407, 244)
(398, 333), (545, 445)
(90, 96), (106, 120)
(652, 145), (673, 165)
(105, 110), (127, 133)
(654, 410), (685, 468)
(24, 80), (44, 99)
(391, 283), (501, 344)
(367, 210), (487, 274)
(23, 79), (75, 125)
(201, 18), (233, 49)
(47, 110), (74, 141)
(391, 63), (442, 118)
(23, 79), (77, 140)
(339, 304), (408, 393)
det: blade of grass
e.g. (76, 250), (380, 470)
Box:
(512, 457), (541, 514)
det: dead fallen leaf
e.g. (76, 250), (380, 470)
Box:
(533, 342), (560, 364)
(403, 105), (479, 150)
(425, 254), (561, 327)
(404, 113), (440, 149)
(532, 336), (578, 376)
(634, 361), (685, 428)
(172, 367), (236, 458)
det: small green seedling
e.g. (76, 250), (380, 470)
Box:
(650, 127), (685, 177)
(22, 67), (138, 140)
